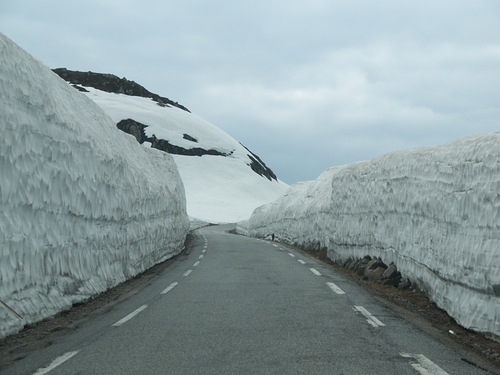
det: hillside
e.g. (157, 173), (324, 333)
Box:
(53, 69), (289, 223)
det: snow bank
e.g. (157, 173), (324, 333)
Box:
(247, 133), (500, 340)
(0, 34), (189, 338)
(77, 86), (289, 223)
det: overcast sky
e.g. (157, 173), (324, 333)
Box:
(2, 1), (500, 184)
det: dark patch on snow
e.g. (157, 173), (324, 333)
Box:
(183, 134), (198, 143)
(240, 144), (277, 181)
(117, 119), (148, 144)
(72, 84), (89, 92)
(150, 136), (230, 157)
(117, 118), (229, 157)
(53, 68), (190, 112)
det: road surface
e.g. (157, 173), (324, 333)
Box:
(1, 225), (495, 374)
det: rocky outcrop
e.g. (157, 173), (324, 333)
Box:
(55, 68), (279, 182)
(183, 134), (198, 143)
(116, 118), (148, 144)
(53, 68), (190, 112)
(342, 256), (414, 290)
(241, 144), (277, 181)
(116, 118), (230, 157)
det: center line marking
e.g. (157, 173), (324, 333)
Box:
(288, 253), (295, 257)
(199, 254), (204, 259)
(112, 304), (148, 327)
(202, 249), (206, 253)
(183, 270), (193, 277)
(326, 282), (345, 295)
(298, 260), (306, 265)
(33, 351), (79, 375)
(193, 261), (200, 267)
(161, 281), (178, 295)
(310, 268), (322, 276)
(353, 305), (385, 327)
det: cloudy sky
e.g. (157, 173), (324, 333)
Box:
(2, 1), (500, 184)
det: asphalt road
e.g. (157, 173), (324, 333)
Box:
(1, 225), (494, 374)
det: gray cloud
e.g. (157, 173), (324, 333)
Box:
(2, 0), (499, 183)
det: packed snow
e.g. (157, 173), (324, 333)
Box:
(0, 34), (189, 338)
(73, 86), (289, 223)
(245, 133), (500, 340)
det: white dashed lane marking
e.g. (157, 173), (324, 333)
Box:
(112, 305), (148, 327)
(353, 305), (385, 327)
(297, 260), (306, 265)
(161, 282), (178, 295)
(33, 351), (79, 375)
(288, 253), (295, 257)
(193, 261), (200, 267)
(309, 268), (322, 276)
(183, 270), (193, 277)
(326, 282), (345, 295)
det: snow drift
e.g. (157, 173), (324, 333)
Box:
(0, 34), (189, 338)
(246, 133), (500, 340)
(53, 72), (289, 223)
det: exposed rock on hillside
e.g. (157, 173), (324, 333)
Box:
(55, 68), (279, 182)
(241, 144), (277, 181)
(116, 118), (230, 157)
(53, 68), (190, 112)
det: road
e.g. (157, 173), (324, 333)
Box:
(1, 225), (495, 374)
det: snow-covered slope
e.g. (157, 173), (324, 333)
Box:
(54, 73), (289, 223)
(0, 34), (189, 338)
(246, 133), (500, 340)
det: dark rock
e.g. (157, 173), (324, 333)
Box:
(365, 266), (386, 281)
(53, 68), (190, 112)
(346, 259), (358, 271)
(356, 256), (372, 276)
(383, 275), (402, 287)
(383, 263), (398, 279)
(492, 284), (500, 297)
(183, 133), (198, 143)
(117, 118), (148, 144)
(240, 143), (277, 181)
(398, 277), (412, 291)
(72, 84), (89, 92)
(150, 135), (229, 157)
(116, 119), (230, 157)
(357, 266), (366, 277)
(367, 259), (387, 270)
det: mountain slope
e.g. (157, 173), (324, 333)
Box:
(0, 33), (189, 338)
(54, 69), (289, 223)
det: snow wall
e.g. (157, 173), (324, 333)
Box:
(0, 34), (190, 338)
(246, 133), (500, 340)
